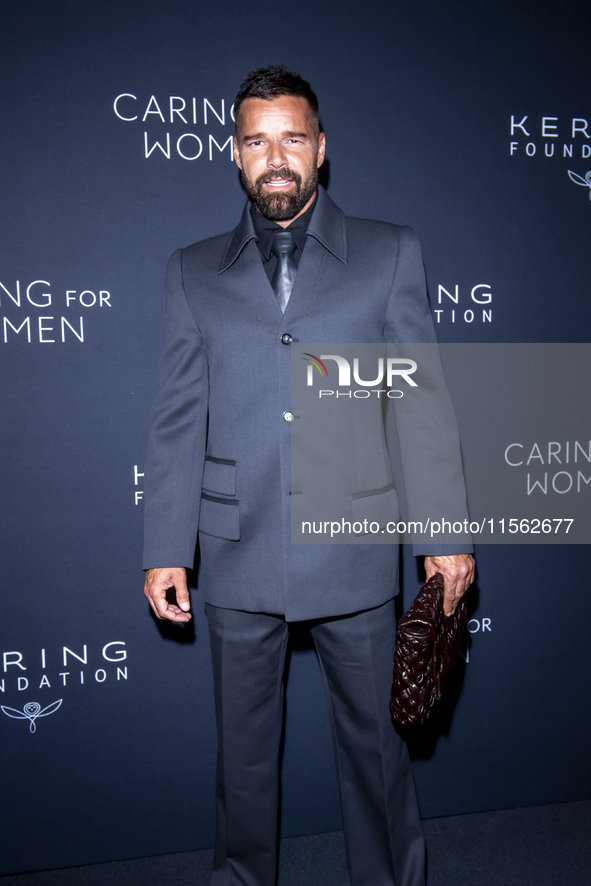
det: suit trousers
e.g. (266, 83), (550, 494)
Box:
(205, 598), (426, 886)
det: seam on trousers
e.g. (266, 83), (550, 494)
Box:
(364, 607), (398, 886)
(312, 641), (353, 884)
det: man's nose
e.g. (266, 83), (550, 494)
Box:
(267, 141), (288, 168)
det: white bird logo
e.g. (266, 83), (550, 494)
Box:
(568, 170), (591, 200)
(1, 699), (63, 733)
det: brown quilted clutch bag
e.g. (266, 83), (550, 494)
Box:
(390, 572), (467, 727)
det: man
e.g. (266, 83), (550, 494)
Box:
(143, 66), (474, 886)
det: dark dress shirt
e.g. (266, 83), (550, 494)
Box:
(250, 195), (317, 283)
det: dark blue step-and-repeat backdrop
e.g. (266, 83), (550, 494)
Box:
(1, 0), (590, 874)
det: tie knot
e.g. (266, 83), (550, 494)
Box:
(271, 230), (296, 257)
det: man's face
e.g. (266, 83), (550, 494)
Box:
(234, 96), (326, 227)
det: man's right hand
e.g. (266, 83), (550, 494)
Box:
(144, 567), (192, 622)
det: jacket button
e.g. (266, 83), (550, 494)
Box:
(281, 333), (293, 345)
(283, 412), (294, 422)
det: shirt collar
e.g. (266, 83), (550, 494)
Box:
(250, 194), (317, 260)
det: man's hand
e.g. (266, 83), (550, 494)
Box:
(424, 554), (475, 616)
(144, 567), (192, 623)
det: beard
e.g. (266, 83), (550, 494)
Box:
(240, 166), (318, 221)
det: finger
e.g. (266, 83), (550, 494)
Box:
(148, 594), (192, 622)
(162, 604), (192, 623)
(443, 598), (457, 616)
(443, 586), (460, 616)
(174, 578), (191, 613)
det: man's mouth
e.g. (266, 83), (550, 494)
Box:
(263, 178), (294, 189)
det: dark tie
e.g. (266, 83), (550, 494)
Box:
(270, 230), (297, 313)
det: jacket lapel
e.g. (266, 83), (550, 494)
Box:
(285, 186), (348, 317)
(306, 184), (348, 265)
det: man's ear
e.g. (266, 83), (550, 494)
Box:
(233, 136), (242, 170)
(317, 132), (326, 168)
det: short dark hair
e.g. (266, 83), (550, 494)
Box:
(234, 65), (319, 134)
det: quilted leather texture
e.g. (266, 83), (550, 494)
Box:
(390, 573), (468, 727)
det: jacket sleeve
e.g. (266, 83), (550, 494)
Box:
(384, 226), (473, 556)
(142, 248), (209, 569)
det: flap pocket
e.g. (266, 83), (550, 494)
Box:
(200, 493), (240, 541)
(203, 456), (236, 497)
(351, 483), (399, 536)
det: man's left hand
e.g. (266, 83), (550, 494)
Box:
(424, 554), (475, 616)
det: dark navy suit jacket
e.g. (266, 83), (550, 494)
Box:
(143, 186), (471, 620)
